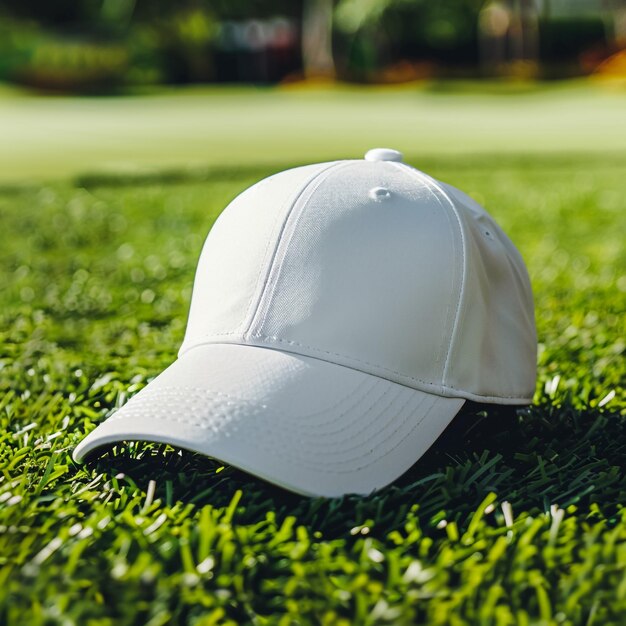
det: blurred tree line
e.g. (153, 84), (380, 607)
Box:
(0, 0), (622, 91)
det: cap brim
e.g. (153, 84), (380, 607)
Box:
(73, 344), (464, 497)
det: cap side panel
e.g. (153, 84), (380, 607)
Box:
(246, 161), (357, 340)
(240, 161), (346, 340)
(179, 162), (339, 355)
(436, 184), (537, 401)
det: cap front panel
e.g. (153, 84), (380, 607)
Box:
(247, 162), (463, 393)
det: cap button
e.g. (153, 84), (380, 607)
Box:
(364, 148), (404, 163)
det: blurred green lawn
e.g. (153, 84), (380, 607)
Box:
(2, 80), (626, 183)
(1, 82), (625, 624)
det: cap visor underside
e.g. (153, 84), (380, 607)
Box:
(73, 344), (464, 497)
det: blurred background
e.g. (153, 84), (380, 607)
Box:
(1, 0), (626, 89)
(1, 0), (626, 183)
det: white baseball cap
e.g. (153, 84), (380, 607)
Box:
(73, 148), (537, 497)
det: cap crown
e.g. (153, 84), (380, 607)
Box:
(180, 158), (537, 403)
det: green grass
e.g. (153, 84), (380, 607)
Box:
(1, 86), (625, 625)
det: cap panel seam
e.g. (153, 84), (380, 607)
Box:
(249, 333), (530, 400)
(179, 337), (532, 402)
(247, 161), (357, 339)
(393, 163), (467, 391)
(237, 161), (342, 338)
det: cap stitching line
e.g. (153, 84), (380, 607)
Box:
(179, 336), (531, 401)
(332, 391), (439, 464)
(249, 161), (358, 337)
(428, 180), (467, 388)
(249, 333), (429, 384)
(237, 161), (341, 337)
(307, 388), (437, 469)
(245, 334), (530, 400)
(302, 385), (418, 456)
(392, 162), (466, 392)
(236, 190), (295, 335)
(387, 160), (455, 380)
(275, 385), (415, 459)
(205, 387), (428, 472)
(296, 385), (403, 444)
